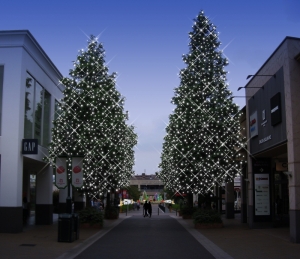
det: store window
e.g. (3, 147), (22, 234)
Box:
(24, 73), (51, 147)
(54, 99), (61, 121)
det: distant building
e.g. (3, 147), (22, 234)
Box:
(130, 173), (164, 199)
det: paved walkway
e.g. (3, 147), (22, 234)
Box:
(0, 204), (299, 259)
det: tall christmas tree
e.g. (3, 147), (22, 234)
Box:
(45, 36), (137, 198)
(158, 11), (245, 195)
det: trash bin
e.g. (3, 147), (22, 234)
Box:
(58, 213), (74, 242)
(73, 213), (80, 240)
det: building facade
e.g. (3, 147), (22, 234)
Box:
(0, 30), (63, 232)
(130, 173), (164, 198)
(244, 37), (300, 242)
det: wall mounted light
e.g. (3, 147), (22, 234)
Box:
(246, 74), (276, 80)
(283, 171), (292, 178)
(237, 86), (263, 91)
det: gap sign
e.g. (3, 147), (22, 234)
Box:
(22, 139), (38, 154)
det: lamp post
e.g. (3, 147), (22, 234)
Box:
(66, 159), (72, 214)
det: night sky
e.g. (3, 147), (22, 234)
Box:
(1, 0), (299, 174)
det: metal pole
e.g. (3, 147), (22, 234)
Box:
(66, 157), (72, 214)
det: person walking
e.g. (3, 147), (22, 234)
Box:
(143, 201), (148, 217)
(148, 201), (152, 218)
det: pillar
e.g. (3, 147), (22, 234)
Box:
(241, 173), (248, 223)
(217, 186), (223, 213)
(225, 181), (234, 219)
(35, 166), (53, 225)
(288, 162), (300, 243)
(0, 150), (23, 233)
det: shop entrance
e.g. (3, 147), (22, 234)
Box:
(274, 171), (289, 226)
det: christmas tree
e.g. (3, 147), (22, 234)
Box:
(158, 11), (245, 196)
(45, 36), (137, 198)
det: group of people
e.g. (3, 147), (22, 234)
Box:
(133, 201), (141, 211)
(143, 201), (152, 217)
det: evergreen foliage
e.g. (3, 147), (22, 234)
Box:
(45, 36), (137, 198)
(158, 11), (246, 195)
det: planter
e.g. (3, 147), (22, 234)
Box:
(195, 223), (223, 229)
(80, 223), (102, 229)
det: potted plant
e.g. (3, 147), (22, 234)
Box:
(193, 209), (223, 229)
(78, 207), (103, 228)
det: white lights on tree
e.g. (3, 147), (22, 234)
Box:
(44, 36), (137, 198)
(157, 10), (246, 195)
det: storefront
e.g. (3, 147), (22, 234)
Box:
(0, 30), (63, 232)
(245, 37), (300, 242)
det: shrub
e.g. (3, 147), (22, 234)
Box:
(193, 209), (222, 224)
(78, 207), (104, 226)
(104, 206), (119, 219)
(170, 204), (180, 210)
(120, 204), (133, 213)
(180, 205), (197, 216)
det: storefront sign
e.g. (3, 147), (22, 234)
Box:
(72, 157), (83, 188)
(259, 135), (272, 144)
(270, 92), (282, 126)
(254, 174), (270, 216)
(22, 139), (38, 154)
(276, 161), (288, 171)
(55, 157), (67, 189)
(250, 111), (258, 138)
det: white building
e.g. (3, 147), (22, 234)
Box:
(0, 30), (63, 232)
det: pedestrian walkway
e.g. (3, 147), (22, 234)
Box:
(0, 204), (299, 259)
(74, 215), (216, 259)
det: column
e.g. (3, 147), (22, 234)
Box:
(0, 154), (23, 233)
(288, 162), (300, 243)
(35, 166), (53, 225)
(241, 172), (248, 223)
(225, 181), (234, 219)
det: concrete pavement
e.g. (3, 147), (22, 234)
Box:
(0, 204), (299, 259)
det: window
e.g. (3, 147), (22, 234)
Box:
(24, 73), (51, 147)
(54, 99), (61, 121)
